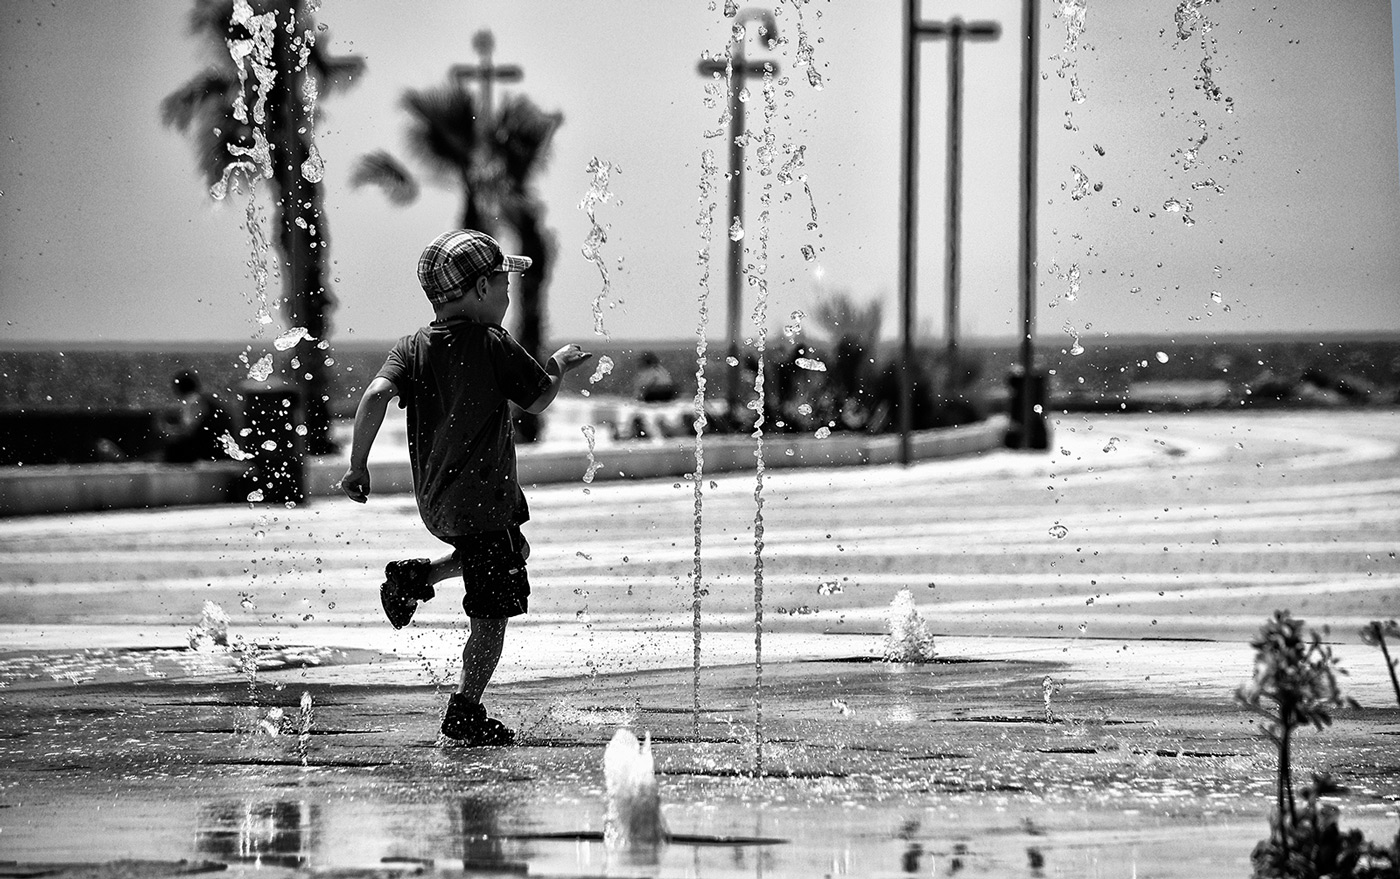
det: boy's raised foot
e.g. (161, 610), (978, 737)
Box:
(440, 693), (516, 746)
(381, 558), (433, 629)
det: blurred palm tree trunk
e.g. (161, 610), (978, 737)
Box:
(163, 0), (362, 455)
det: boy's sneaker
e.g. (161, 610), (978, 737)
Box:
(381, 558), (433, 629)
(441, 694), (515, 746)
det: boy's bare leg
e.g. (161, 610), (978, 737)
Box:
(458, 617), (507, 702)
(425, 552), (461, 586)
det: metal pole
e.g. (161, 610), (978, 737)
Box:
(898, 0), (919, 466)
(944, 21), (964, 396)
(726, 42), (747, 420)
(1017, 0), (1041, 448)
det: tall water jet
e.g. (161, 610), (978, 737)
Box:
(690, 147), (719, 738)
(744, 54), (780, 776)
(603, 727), (669, 854)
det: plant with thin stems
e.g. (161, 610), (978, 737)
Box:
(1237, 611), (1360, 871)
(1359, 620), (1400, 708)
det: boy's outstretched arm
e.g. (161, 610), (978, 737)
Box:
(340, 376), (398, 503)
(523, 344), (593, 415)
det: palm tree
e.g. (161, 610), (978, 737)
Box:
(162, 0), (363, 455)
(354, 81), (563, 442)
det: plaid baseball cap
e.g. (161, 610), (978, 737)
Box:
(416, 230), (532, 306)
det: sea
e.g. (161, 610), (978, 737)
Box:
(2, 333), (1399, 418)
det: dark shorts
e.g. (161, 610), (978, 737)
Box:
(447, 526), (530, 619)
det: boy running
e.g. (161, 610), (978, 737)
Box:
(340, 229), (592, 746)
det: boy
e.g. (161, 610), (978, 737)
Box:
(340, 229), (592, 746)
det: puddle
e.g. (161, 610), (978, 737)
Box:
(0, 645), (384, 689)
(7, 790), (1396, 878)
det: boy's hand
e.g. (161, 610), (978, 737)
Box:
(549, 344), (593, 375)
(339, 466), (371, 503)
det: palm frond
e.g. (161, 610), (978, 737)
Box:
(311, 50), (366, 96)
(491, 95), (563, 192)
(161, 69), (237, 131)
(402, 85), (479, 183)
(351, 151), (420, 206)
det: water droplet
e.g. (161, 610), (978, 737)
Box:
(814, 426), (831, 439)
(729, 218), (745, 241)
(589, 355), (615, 384)
(1048, 524), (1069, 539)
(801, 244), (816, 261)
(300, 145), (324, 183)
(797, 403), (813, 416)
(247, 354), (274, 382)
(1156, 352), (1169, 363)
(246, 490), (265, 503)
(274, 327), (316, 350)
(795, 357), (827, 372)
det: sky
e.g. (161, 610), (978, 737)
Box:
(1, 0), (1399, 350)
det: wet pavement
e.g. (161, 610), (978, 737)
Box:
(2, 411), (1398, 877)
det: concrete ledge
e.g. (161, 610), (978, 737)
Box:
(0, 461), (246, 517)
(302, 416), (1010, 497)
(0, 418), (1009, 515)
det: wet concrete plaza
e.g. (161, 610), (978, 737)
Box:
(1, 411), (1398, 877)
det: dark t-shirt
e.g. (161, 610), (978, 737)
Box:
(377, 319), (551, 539)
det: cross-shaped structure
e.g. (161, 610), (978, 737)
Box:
(450, 29), (523, 122)
(697, 9), (780, 420)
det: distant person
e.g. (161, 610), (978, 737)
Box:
(339, 229), (593, 747)
(632, 351), (677, 403)
(162, 369), (238, 463)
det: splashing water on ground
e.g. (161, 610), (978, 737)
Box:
(296, 691), (313, 764)
(883, 589), (936, 663)
(189, 601), (231, 651)
(603, 728), (668, 852)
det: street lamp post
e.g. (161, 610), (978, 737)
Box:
(697, 9), (780, 422)
(898, 3), (1000, 465)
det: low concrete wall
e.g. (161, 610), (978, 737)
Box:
(0, 461), (247, 517)
(302, 417), (1010, 497)
(1, 418), (1010, 516)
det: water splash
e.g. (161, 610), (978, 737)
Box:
(188, 600), (231, 651)
(246, 353), (274, 382)
(603, 728), (669, 852)
(579, 157), (619, 338)
(777, 144), (820, 233)
(581, 425), (603, 484)
(1052, 0), (1089, 104)
(1174, 0), (1231, 106)
(213, 0), (277, 201)
(883, 589), (936, 663)
(745, 64), (781, 776)
(782, 310), (805, 341)
(1069, 165), (1091, 200)
(786, 1), (823, 91)
(273, 327), (315, 351)
(588, 354), (615, 385)
(295, 690), (313, 765)
(1042, 675), (1062, 722)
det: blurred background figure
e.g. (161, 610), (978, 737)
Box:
(632, 351), (678, 403)
(162, 369), (239, 463)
